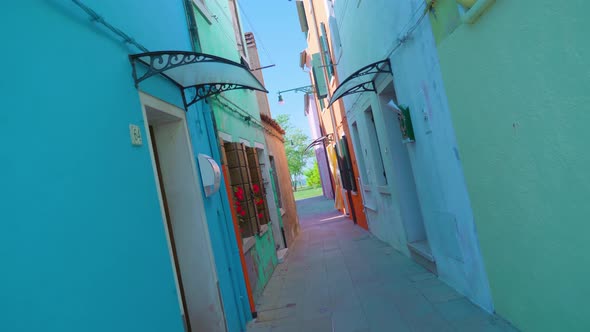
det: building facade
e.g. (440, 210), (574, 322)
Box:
(304, 93), (335, 200)
(432, 0), (590, 330)
(313, 0), (494, 313)
(246, 32), (301, 249)
(2, 1), (281, 331)
(297, 0), (368, 229)
(191, 0), (281, 305)
(2, 1), (234, 331)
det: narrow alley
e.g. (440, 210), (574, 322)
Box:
(247, 197), (517, 332)
(6, 1), (589, 331)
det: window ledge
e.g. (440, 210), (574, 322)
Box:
(193, 0), (213, 25)
(461, 0), (495, 24)
(259, 224), (270, 236)
(243, 236), (256, 253)
(378, 186), (390, 195)
(364, 204), (377, 212)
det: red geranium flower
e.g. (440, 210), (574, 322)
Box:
(257, 213), (264, 219)
(234, 186), (245, 201)
(252, 184), (260, 194)
(256, 198), (264, 206)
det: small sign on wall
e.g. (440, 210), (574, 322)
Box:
(386, 100), (415, 143)
(129, 124), (143, 146)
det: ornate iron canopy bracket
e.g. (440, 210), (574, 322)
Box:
(129, 51), (268, 111)
(328, 59), (392, 107)
(183, 84), (254, 109)
(304, 133), (334, 152)
(337, 81), (377, 100)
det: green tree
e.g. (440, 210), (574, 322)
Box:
(276, 114), (313, 191)
(304, 162), (321, 188)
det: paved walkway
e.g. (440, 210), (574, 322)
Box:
(247, 196), (517, 332)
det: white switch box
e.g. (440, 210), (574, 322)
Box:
(129, 124), (143, 146)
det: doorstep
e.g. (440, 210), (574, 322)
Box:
(408, 240), (437, 274)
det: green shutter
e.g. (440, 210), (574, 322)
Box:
(312, 53), (328, 98)
(296, 1), (309, 33)
(320, 23), (334, 79)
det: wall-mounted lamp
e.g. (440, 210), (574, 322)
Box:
(276, 85), (314, 105)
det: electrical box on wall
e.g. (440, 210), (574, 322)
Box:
(198, 154), (221, 197)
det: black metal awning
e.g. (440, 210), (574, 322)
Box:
(129, 51), (268, 110)
(304, 134), (333, 152)
(328, 59), (391, 107)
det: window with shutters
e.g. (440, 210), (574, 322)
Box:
(328, 16), (342, 62)
(223, 142), (270, 240)
(351, 122), (370, 185)
(296, 1), (309, 35)
(337, 136), (357, 192)
(311, 53), (328, 99)
(246, 147), (271, 227)
(364, 107), (388, 186)
(320, 23), (334, 80)
(228, 0), (247, 60)
(269, 156), (282, 208)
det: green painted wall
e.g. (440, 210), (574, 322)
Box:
(252, 230), (279, 300)
(436, 1), (590, 331)
(193, 0), (277, 300)
(428, 0), (461, 45)
(195, 2), (264, 145)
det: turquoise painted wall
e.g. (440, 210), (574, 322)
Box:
(437, 1), (590, 330)
(0, 1), (193, 331)
(186, 101), (250, 331)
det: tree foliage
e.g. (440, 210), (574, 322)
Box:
(276, 114), (313, 191)
(304, 162), (321, 188)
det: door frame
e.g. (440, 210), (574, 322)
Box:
(139, 92), (226, 331)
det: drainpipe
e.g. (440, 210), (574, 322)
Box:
(308, 0), (357, 222)
(461, 0), (495, 24)
(182, 0), (203, 51)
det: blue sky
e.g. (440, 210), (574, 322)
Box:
(238, 0), (312, 137)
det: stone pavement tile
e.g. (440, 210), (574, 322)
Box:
(255, 305), (299, 324)
(331, 305), (370, 332)
(410, 277), (444, 290)
(270, 320), (302, 332)
(249, 197), (512, 332)
(365, 307), (412, 332)
(408, 272), (436, 282)
(420, 284), (464, 303)
(302, 302), (333, 321)
(434, 298), (489, 325)
(393, 291), (436, 320)
(329, 279), (361, 308)
(247, 319), (275, 332)
(280, 287), (305, 301)
(360, 293), (411, 332)
(326, 264), (349, 277)
(256, 296), (279, 312)
(303, 316), (333, 332)
(404, 311), (455, 332)
(452, 316), (519, 332)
